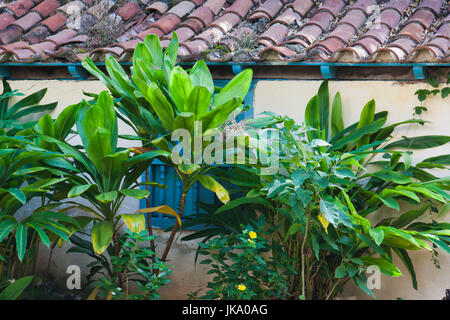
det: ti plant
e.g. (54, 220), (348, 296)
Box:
(0, 127), (81, 281)
(81, 33), (254, 262)
(35, 91), (178, 289)
(0, 79), (57, 135)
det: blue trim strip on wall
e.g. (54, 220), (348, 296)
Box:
(0, 61), (448, 80)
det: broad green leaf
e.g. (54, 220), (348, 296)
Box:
(15, 223), (27, 261)
(199, 97), (242, 131)
(393, 248), (417, 289)
(6, 88), (47, 118)
(212, 68), (252, 107)
(6, 188), (26, 204)
(317, 80), (329, 138)
(319, 198), (352, 228)
(335, 264), (347, 278)
(391, 205), (430, 228)
(0, 276), (33, 300)
(189, 60), (214, 95)
(119, 189), (149, 199)
(331, 117), (387, 151)
(169, 66), (193, 112)
(37, 114), (55, 151)
(137, 205), (181, 227)
(27, 222), (50, 248)
(331, 92), (344, 139)
(377, 196), (400, 211)
(370, 169), (414, 184)
(95, 191), (118, 203)
(369, 228), (384, 245)
(360, 256), (401, 277)
(91, 221), (114, 254)
(186, 86), (211, 119)
(385, 135), (450, 150)
(54, 103), (79, 139)
(214, 197), (273, 214)
(68, 184), (94, 198)
(420, 154), (450, 166)
(0, 219), (16, 241)
(146, 82), (174, 131)
(197, 175), (230, 204)
(356, 99), (375, 147)
(120, 213), (146, 233)
(305, 95), (320, 141)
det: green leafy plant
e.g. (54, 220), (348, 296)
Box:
(90, 229), (171, 300)
(198, 222), (289, 300)
(413, 72), (450, 116)
(81, 33), (254, 262)
(0, 79), (57, 135)
(35, 91), (178, 291)
(190, 81), (449, 299)
(0, 125), (83, 283)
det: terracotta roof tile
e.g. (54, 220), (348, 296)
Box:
(41, 12), (66, 32)
(248, 0), (284, 20)
(290, 0), (314, 17)
(22, 25), (50, 44)
(33, 0), (60, 18)
(46, 28), (77, 45)
(0, 0), (446, 63)
(0, 25), (23, 44)
(116, 2), (140, 20)
(7, 0), (34, 17)
(146, 1), (169, 14)
(0, 13), (16, 31)
(225, 0), (254, 18)
(13, 12), (42, 31)
(317, 0), (345, 18)
(204, 0), (227, 15)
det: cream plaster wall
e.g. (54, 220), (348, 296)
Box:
(8, 79), (450, 300)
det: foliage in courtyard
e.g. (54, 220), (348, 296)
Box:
(81, 33), (254, 262)
(0, 31), (448, 301)
(188, 81), (450, 299)
(198, 222), (289, 300)
(89, 230), (171, 300)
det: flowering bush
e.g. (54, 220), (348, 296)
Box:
(198, 222), (289, 300)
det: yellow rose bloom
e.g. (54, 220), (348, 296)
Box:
(249, 231), (257, 239)
(238, 284), (246, 291)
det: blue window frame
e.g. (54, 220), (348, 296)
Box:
(140, 79), (256, 229)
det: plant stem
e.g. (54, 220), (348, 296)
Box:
(145, 168), (157, 269)
(160, 192), (187, 262)
(326, 278), (343, 300)
(113, 232), (124, 290)
(44, 243), (56, 285)
(300, 211), (310, 299)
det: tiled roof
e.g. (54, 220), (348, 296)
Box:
(0, 0), (448, 63)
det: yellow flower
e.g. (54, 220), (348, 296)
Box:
(317, 213), (329, 234)
(249, 231), (257, 239)
(248, 239), (255, 244)
(238, 284), (246, 291)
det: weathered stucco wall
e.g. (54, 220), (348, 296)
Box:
(8, 79), (450, 300)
